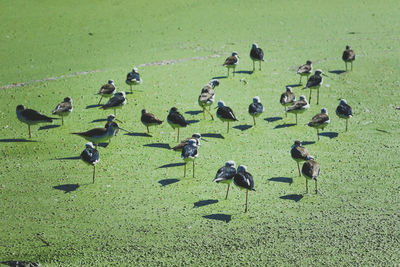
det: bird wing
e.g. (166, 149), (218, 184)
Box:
(291, 146), (310, 161)
(22, 109), (53, 122)
(249, 103), (263, 114)
(198, 91), (214, 103)
(172, 137), (191, 151)
(308, 113), (329, 126)
(217, 106), (237, 120)
(297, 63), (312, 74)
(80, 147), (100, 165)
(168, 112), (188, 127)
(250, 47), (264, 61)
(99, 83), (115, 94)
(181, 144), (198, 158)
(53, 102), (72, 114)
(223, 56), (238, 66)
(245, 172), (255, 190)
(127, 71), (141, 82)
(305, 74), (322, 88)
(72, 127), (107, 137)
(214, 166), (236, 182)
(102, 95), (125, 109)
(342, 49), (355, 61)
(336, 103), (353, 117)
(142, 112), (162, 124)
(287, 100), (307, 111)
(302, 161), (320, 179)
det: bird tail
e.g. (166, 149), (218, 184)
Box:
(307, 155), (315, 160)
(212, 177), (223, 183)
(251, 188), (256, 191)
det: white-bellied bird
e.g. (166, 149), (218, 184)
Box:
(98, 80), (116, 105)
(52, 97), (73, 125)
(280, 87), (296, 117)
(342, 45), (355, 71)
(303, 69), (327, 105)
(286, 95), (309, 124)
(302, 160), (320, 194)
(297, 60), (313, 84)
(16, 105), (58, 138)
(213, 161), (236, 200)
(172, 133), (202, 151)
(80, 142), (100, 183)
(336, 99), (353, 131)
(198, 79), (219, 120)
(307, 108), (330, 141)
(141, 109), (163, 134)
(223, 51), (239, 77)
(250, 43), (264, 71)
(126, 67), (142, 93)
(291, 140), (314, 176)
(181, 139), (198, 178)
(167, 107), (188, 142)
(216, 100), (238, 133)
(234, 165), (255, 212)
(248, 96), (264, 125)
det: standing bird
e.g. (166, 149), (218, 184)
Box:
(248, 96), (264, 125)
(181, 139), (198, 178)
(302, 160), (320, 194)
(342, 45), (355, 71)
(125, 67), (142, 93)
(52, 97), (73, 125)
(234, 165), (255, 213)
(141, 109), (163, 134)
(16, 105), (57, 138)
(80, 142), (100, 183)
(297, 60), (313, 84)
(286, 95), (309, 124)
(213, 161), (236, 200)
(303, 69), (327, 105)
(198, 79), (220, 120)
(280, 87), (296, 117)
(172, 133), (202, 151)
(100, 91), (126, 116)
(291, 140), (314, 176)
(307, 108), (330, 141)
(167, 107), (188, 142)
(223, 51), (239, 77)
(216, 100), (238, 133)
(250, 43), (264, 72)
(72, 121), (120, 149)
(336, 99), (353, 131)
(97, 80), (116, 105)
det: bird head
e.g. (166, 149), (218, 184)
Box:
(108, 80), (114, 85)
(286, 86), (293, 92)
(209, 79), (220, 88)
(346, 45), (351, 50)
(141, 109), (147, 114)
(306, 60), (312, 65)
(321, 108), (328, 114)
(253, 96), (261, 103)
(64, 97), (72, 103)
(232, 51), (239, 58)
(252, 43), (258, 49)
(85, 142), (94, 149)
(315, 69), (323, 75)
(294, 140), (302, 146)
(16, 105), (25, 112)
(299, 95), (306, 101)
(339, 99), (347, 105)
(217, 100), (225, 108)
(133, 67), (138, 73)
(237, 165), (247, 173)
(225, 160), (236, 168)
(170, 107), (178, 113)
(192, 133), (201, 140)
(188, 139), (197, 146)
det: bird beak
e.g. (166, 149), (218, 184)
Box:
(201, 138), (209, 142)
(322, 73), (329, 77)
(117, 127), (130, 133)
(115, 118), (124, 123)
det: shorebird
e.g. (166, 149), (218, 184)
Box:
(248, 96), (264, 125)
(213, 161), (236, 200)
(80, 142), (100, 183)
(72, 121), (120, 149)
(223, 51), (239, 77)
(167, 107), (188, 142)
(16, 105), (57, 138)
(286, 95), (309, 124)
(125, 67), (142, 93)
(234, 165), (255, 212)
(52, 97), (73, 125)
(141, 109), (163, 134)
(172, 133), (202, 151)
(307, 108), (330, 141)
(336, 99), (353, 131)
(216, 100), (238, 133)
(100, 91), (126, 116)
(98, 80), (116, 105)
(250, 43), (264, 71)
(181, 139), (198, 178)
(198, 79), (220, 120)
(303, 69), (327, 105)
(280, 87), (296, 117)
(291, 140), (314, 176)
(297, 60), (313, 84)
(302, 160), (320, 194)
(342, 45), (355, 71)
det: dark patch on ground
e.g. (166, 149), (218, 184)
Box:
(157, 162), (185, 169)
(185, 110), (203, 115)
(302, 141), (316, 146)
(39, 125), (60, 130)
(274, 123), (296, 129)
(264, 116), (282, 123)
(234, 70), (253, 75)
(203, 214), (231, 223)
(329, 70), (346, 75)
(0, 139), (37, 142)
(53, 156), (80, 160)
(144, 143), (171, 149)
(286, 84), (302, 88)
(268, 177), (293, 184)
(125, 132), (152, 137)
(319, 132), (339, 139)
(233, 124), (252, 131)
(158, 179), (180, 186)
(98, 142), (109, 148)
(201, 133), (224, 139)
(212, 76), (228, 79)
(1, 261), (41, 267)
(186, 119), (200, 124)
(280, 194), (303, 202)
(91, 118), (107, 123)
(376, 129), (390, 134)
(193, 199), (218, 208)
(86, 104), (102, 109)
(53, 184), (80, 193)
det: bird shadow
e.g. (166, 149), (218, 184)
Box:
(329, 70), (346, 75)
(125, 132), (152, 137)
(286, 84), (302, 88)
(185, 110), (203, 116)
(376, 129), (390, 134)
(90, 118), (107, 123)
(53, 184), (80, 193)
(268, 177), (293, 184)
(264, 117), (282, 123)
(233, 124), (252, 131)
(86, 104), (102, 109)
(280, 194), (304, 202)
(274, 123), (296, 129)
(157, 162), (185, 169)
(158, 179), (180, 186)
(193, 199), (219, 208)
(1, 261), (41, 267)
(319, 132), (339, 139)
(98, 142), (109, 148)
(302, 141), (316, 146)
(186, 120), (200, 125)
(0, 139), (37, 143)
(203, 213), (231, 223)
(201, 133), (224, 139)
(144, 143), (171, 149)
(212, 76), (228, 79)
(234, 70), (253, 75)
(53, 156), (80, 160)
(39, 125), (61, 130)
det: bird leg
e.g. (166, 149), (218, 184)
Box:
(227, 121), (229, 133)
(233, 66), (236, 77)
(309, 88), (312, 104)
(285, 107), (287, 118)
(245, 190), (248, 213)
(203, 107), (206, 119)
(299, 75), (302, 84)
(206, 107), (214, 120)
(184, 163), (186, 177)
(253, 61), (255, 72)
(297, 162), (301, 176)
(317, 129), (320, 141)
(61, 116), (64, 126)
(253, 116), (256, 126)
(93, 165), (96, 183)
(306, 179), (308, 194)
(315, 179), (318, 194)
(259, 61), (261, 71)
(98, 96), (103, 105)
(346, 118), (348, 132)
(227, 68), (229, 77)
(295, 113), (298, 125)
(147, 126), (149, 134)
(114, 109), (117, 117)
(345, 62), (348, 72)
(351, 62), (353, 71)
(28, 125), (31, 138)
(225, 184), (230, 200)
(177, 128), (180, 142)
(317, 87), (320, 105)
(130, 85), (132, 93)
(192, 160), (195, 178)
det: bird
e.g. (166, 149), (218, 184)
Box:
(213, 161), (236, 200)
(16, 105), (57, 138)
(297, 60), (313, 84)
(52, 97), (73, 125)
(198, 79), (220, 120)
(336, 99), (353, 131)
(141, 109), (163, 134)
(167, 107), (188, 142)
(216, 100), (238, 133)
(233, 165), (255, 212)
(302, 160), (320, 194)
(72, 121), (120, 149)
(291, 140), (314, 176)
(97, 80), (116, 105)
(181, 139), (198, 178)
(303, 69), (327, 105)
(307, 108), (330, 141)
(80, 142), (100, 183)
(280, 87), (296, 117)
(286, 95), (309, 124)
(100, 91), (126, 116)
(125, 67), (142, 93)
(248, 96), (264, 125)
(223, 51), (239, 77)
(172, 133), (202, 151)
(342, 45), (355, 71)
(250, 43), (264, 71)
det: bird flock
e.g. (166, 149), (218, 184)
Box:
(15, 44), (355, 212)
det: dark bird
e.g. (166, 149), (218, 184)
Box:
(303, 69), (327, 105)
(216, 100), (238, 133)
(80, 142), (100, 183)
(198, 79), (220, 120)
(297, 60), (313, 84)
(302, 160), (320, 194)
(250, 43), (264, 71)
(342, 45), (355, 71)
(223, 51), (239, 77)
(98, 80), (116, 105)
(234, 165), (255, 212)
(167, 107), (188, 142)
(291, 140), (314, 176)
(100, 91), (126, 116)
(286, 95), (309, 124)
(307, 108), (330, 141)
(72, 122), (120, 149)
(280, 87), (296, 117)
(336, 99), (353, 131)
(172, 133), (202, 151)
(248, 96), (264, 125)
(125, 67), (142, 93)
(52, 97), (73, 125)
(141, 109), (163, 134)
(181, 139), (198, 178)
(213, 161), (236, 200)
(16, 105), (57, 138)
